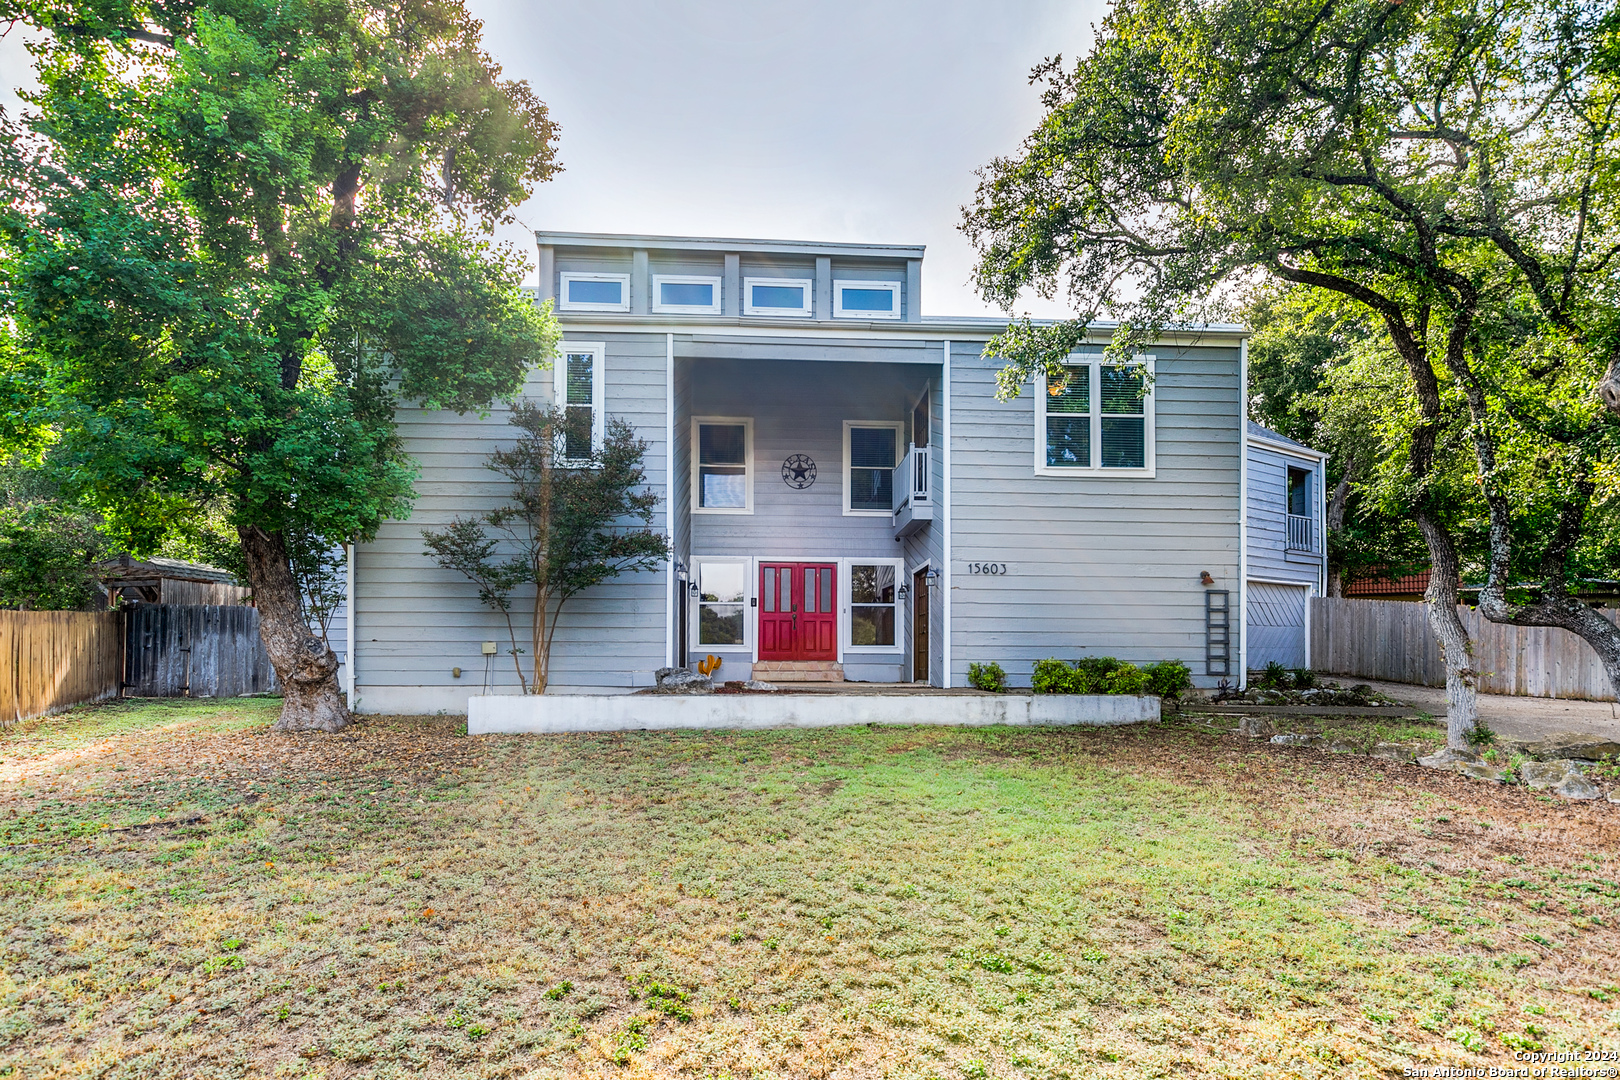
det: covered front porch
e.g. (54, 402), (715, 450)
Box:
(670, 349), (944, 686)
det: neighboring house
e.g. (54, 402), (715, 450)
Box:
(345, 230), (1295, 711)
(1243, 422), (1327, 671)
(98, 556), (251, 606)
(1345, 570), (1431, 603)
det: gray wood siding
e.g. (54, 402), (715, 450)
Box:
(947, 341), (1243, 688)
(899, 372), (945, 684)
(352, 333), (670, 707)
(685, 356), (934, 683)
(1246, 443), (1323, 587)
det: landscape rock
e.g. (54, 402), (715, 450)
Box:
(1369, 742), (1418, 764)
(1519, 759), (1588, 791)
(1516, 732), (1620, 762)
(652, 668), (713, 694)
(1236, 716), (1275, 738)
(1610, 789), (1620, 804)
(1327, 741), (1359, 754)
(1417, 746), (1481, 770)
(1270, 733), (1324, 748)
(741, 680), (778, 692)
(1553, 773), (1602, 800)
(1454, 762), (1508, 783)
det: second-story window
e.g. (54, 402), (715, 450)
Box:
(558, 273), (630, 312)
(693, 418), (752, 513)
(845, 422), (902, 513)
(652, 275), (721, 314)
(554, 343), (604, 461)
(743, 278), (813, 317)
(1286, 466), (1314, 551)
(833, 279), (901, 319)
(1035, 358), (1156, 476)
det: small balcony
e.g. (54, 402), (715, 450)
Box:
(892, 444), (933, 538)
(1286, 513), (1315, 553)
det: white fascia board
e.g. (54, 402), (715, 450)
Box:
(536, 230), (926, 260)
(1247, 432), (1330, 461)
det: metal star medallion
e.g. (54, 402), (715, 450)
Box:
(782, 454), (816, 489)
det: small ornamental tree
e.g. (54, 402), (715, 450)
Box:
(0, 0), (561, 730)
(422, 404), (670, 694)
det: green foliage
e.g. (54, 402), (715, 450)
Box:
(1142, 659), (1193, 699)
(422, 404), (670, 693)
(0, 501), (105, 610)
(1258, 662), (1290, 691)
(962, 0), (1620, 674)
(0, 0), (561, 626)
(1289, 669), (1316, 690)
(967, 661), (1007, 693)
(1104, 662), (1150, 695)
(1033, 656), (1180, 695)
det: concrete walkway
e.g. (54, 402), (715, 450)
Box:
(1354, 677), (1620, 746)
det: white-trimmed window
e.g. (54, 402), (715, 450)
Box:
(652, 275), (722, 315)
(843, 421), (903, 514)
(847, 558), (903, 650)
(692, 417), (753, 513)
(693, 557), (749, 647)
(743, 277), (813, 317)
(833, 279), (901, 320)
(558, 272), (630, 312)
(1034, 357), (1156, 476)
(555, 343), (604, 461)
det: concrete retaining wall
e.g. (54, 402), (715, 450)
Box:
(467, 692), (1160, 735)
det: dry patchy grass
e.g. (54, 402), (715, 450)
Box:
(2, 700), (1618, 1078)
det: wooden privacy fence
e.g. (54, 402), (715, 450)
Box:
(124, 604), (277, 698)
(1310, 596), (1620, 700)
(1, 610), (124, 725)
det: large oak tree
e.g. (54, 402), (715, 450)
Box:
(962, 0), (1620, 746)
(0, 0), (560, 729)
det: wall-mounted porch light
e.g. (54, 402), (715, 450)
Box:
(688, 581), (700, 597)
(897, 583), (909, 599)
(923, 568), (941, 589)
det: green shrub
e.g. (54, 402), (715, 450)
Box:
(1258, 661), (1289, 689)
(967, 661), (1007, 692)
(1142, 659), (1193, 699)
(1105, 662), (1150, 695)
(1031, 658), (1077, 694)
(1289, 668), (1316, 690)
(1072, 656), (1120, 694)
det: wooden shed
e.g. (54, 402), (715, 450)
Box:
(97, 556), (251, 607)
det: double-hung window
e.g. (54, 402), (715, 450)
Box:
(1034, 357), (1155, 476)
(692, 417), (753, 513)
(554, 343), (604, 462)
(558, 273), (630, 312)
(848, 561), (901, 648)
(695, 559), (747, 646)
(844, 422), (902, 514)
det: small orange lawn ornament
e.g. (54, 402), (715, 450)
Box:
(697, 655), (722, 677)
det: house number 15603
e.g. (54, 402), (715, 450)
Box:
(967, 562), (1008, 575)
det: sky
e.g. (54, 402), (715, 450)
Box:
(0, 0), (1105, 318)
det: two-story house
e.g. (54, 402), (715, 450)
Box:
(344, 231), (1311, 711)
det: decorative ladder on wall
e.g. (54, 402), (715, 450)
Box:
(1204, 590), (1231, 677)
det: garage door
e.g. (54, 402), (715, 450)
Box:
(1247, 582), (1308, 671)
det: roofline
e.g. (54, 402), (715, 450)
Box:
(1247, 430), (1329, 460)
(535, 230), (926, 260)
(550, 310), (1251, 343)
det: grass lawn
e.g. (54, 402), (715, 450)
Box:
(2, 700), (1618, 1079)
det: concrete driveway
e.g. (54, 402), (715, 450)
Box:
(1353, 677), (1620, 746)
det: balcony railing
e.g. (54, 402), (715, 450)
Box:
(894, 444), (932, 513)
(1286, 513), (1315, 553)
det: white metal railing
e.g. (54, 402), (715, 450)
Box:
(894, 444), (932, 513)
(1287, 513), (1315, 552)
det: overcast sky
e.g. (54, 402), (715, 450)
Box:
(0, 0), (1104, 318)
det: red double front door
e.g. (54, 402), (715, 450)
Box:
(758, 563), (837, 661)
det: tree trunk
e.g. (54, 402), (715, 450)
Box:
(1416, 515), (1477, 749)
(239, 526), (350, 732)
(532, 584), (547, 694)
